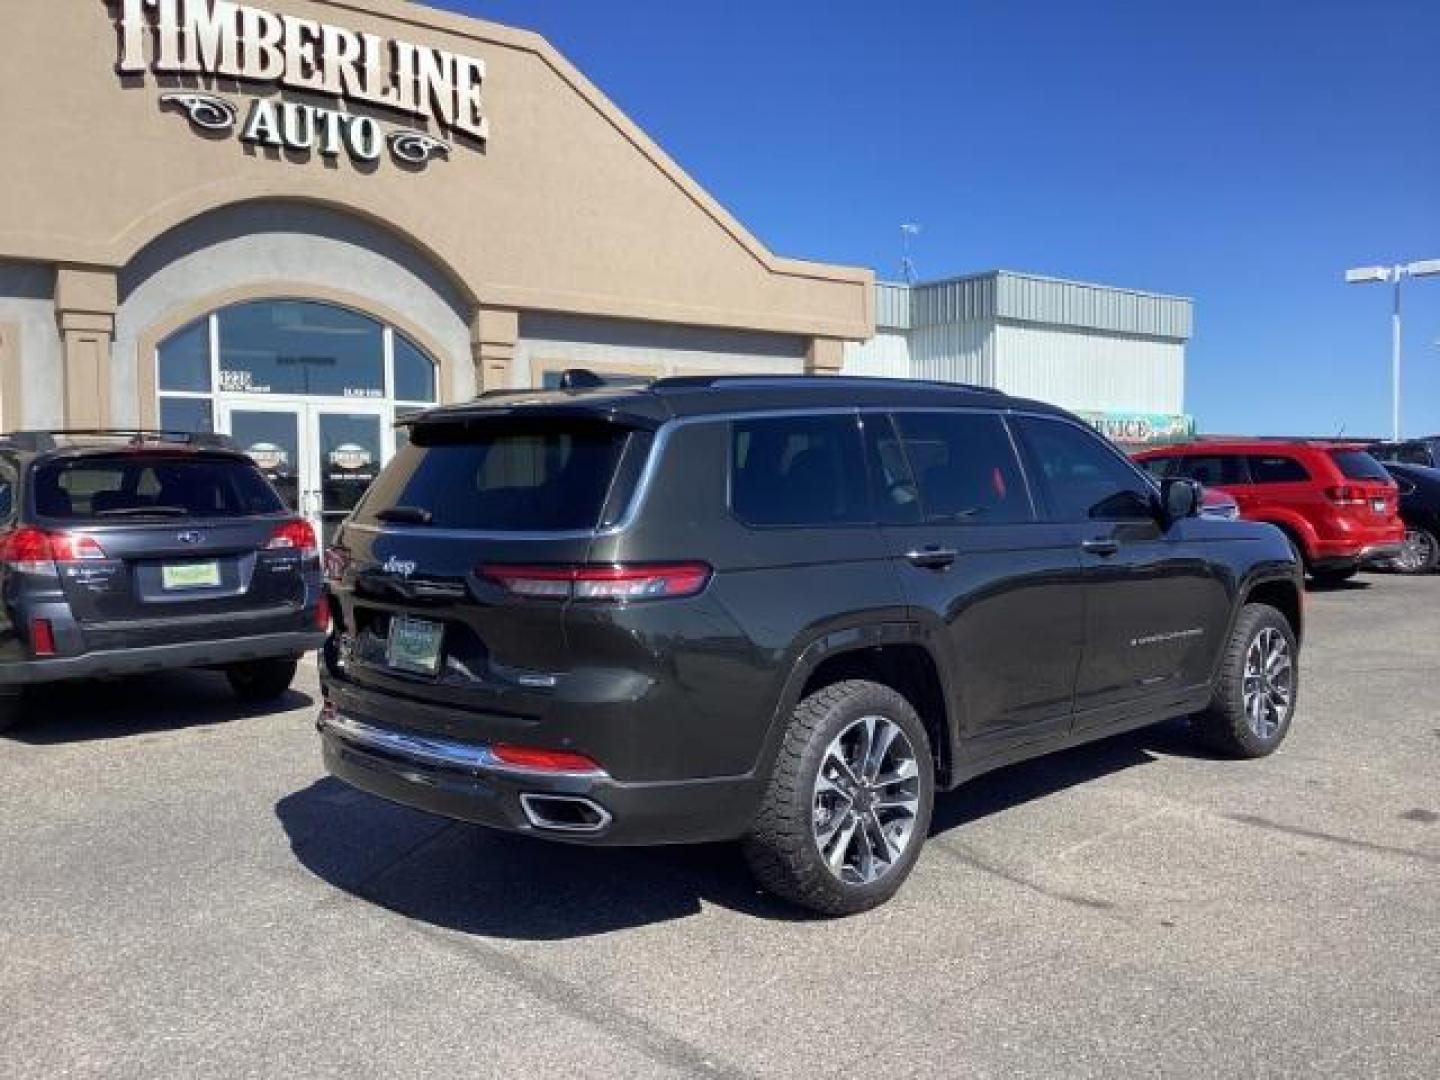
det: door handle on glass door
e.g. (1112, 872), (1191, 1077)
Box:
(905, 546), (958, 569)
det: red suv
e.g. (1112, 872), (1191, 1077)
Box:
(1135, 441), (1404, 584)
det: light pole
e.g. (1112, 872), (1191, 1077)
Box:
(1345, 259), (1440, 440)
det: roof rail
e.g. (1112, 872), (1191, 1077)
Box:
(0, 429), (239, 452)
(648, 374), (1005, 395)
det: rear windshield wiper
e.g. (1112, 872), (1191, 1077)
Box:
(375, 505), (434, 525)
(92, 505), (191, 518)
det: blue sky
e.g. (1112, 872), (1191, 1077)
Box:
(440, 0), (1439, 438)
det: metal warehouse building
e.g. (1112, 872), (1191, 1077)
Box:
(844, 273), (1195, 447)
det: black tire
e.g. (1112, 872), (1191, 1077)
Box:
(0, 692), (25, 734)
(1394, 527), (1440, 575)
(1191, 603), (1298, 758)
(1310, 567), (1357, 586)
(225, 658), (298, 703)
(743, 679), (935, 916)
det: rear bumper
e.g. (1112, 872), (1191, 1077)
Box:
(1311, 541), (1406, 572)
(0, 630), (325, 687)
(317, 706), (762, 847)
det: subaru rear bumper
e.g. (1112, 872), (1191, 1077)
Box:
(0, 630), (325, 687)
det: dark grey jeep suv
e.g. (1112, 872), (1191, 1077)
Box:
(0, 431), (327, 731)
(317, 376), (1303, 914)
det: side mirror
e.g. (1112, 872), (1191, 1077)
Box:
(1160, 477), (1201, 524)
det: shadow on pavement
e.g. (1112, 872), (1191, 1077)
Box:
(3, 670), (313, 745)
(277, 718), (1207, 939)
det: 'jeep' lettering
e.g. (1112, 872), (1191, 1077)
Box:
(111, 0), (489, 144)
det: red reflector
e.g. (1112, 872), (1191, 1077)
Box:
(314, 594), (331, 632)
(267, 520), (319, 558)
(491, 744), (601, 773)
(31, 618), (56, 657)
(481, 563), (711, 602)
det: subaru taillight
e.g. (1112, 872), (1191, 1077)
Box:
(266, 520), (319, 558)
(480, 563), (712, 602)
(0, 527), (106, 574)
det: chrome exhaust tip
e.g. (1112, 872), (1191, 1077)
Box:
(519, 794), (612, 834)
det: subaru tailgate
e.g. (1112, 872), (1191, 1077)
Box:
(28, 451), (313, 645)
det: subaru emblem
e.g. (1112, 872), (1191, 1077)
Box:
(177, 530), (203, 545)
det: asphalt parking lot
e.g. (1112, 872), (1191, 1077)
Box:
(3, 574), (1438, 1079)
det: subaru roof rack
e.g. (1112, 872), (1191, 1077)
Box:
(0, 429), (239, 453)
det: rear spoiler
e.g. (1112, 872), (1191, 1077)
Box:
(0, 429), (239, 453)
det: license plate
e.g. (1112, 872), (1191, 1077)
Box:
(1371, 498), (1386, 513)
(161, 561), (221, 590)
(387, 615), (444, 675)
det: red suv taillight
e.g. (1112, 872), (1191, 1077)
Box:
(0, 527), (107, 573)
(480, 562), (712, 602)
(265, 520), (319, 558)
(1324, 485), (1368, 507)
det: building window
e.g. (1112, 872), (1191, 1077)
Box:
(156, 300), (439, 434)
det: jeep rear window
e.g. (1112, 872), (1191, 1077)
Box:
(1329, 449), (1390, 482)
(32, 455), (284, 520)
(355, 419), (635, 532)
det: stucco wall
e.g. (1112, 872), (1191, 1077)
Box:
(114, 202), (474, 424)
(0, 0), (871, 341)
(516, 313), (807, 388)
(0, 263), (64, 428)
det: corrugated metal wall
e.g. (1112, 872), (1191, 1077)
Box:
(993, 322), (1184, 413)
(911, 321), (995, 385)
(874, 283), (912, 331)
(842, 331), (912, 377)
(995, 272), (1192, 340)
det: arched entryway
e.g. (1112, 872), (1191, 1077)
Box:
(156, 298), (439, 543)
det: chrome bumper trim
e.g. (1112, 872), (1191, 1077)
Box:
(317, 708), (607, 779)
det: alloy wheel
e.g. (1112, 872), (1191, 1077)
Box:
(1242, 627), (1294, 741)
(1395, 529), (1436, 574)
(812, 715), (922, 885)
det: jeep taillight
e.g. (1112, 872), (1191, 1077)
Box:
(266, 520), (319, 558)
(323, 545), (351, 583)
(0, 527), (107, 574)
(480, 563), (712, 602)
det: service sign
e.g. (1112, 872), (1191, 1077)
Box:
(1079, 411), (1196, 447)
(109, 0), (489, 169)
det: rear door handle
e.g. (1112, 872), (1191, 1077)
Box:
(1082, 538), (1120, 557)
(905, 546), (958, 569)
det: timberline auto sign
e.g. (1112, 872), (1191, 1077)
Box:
(109, 0), (489, 169)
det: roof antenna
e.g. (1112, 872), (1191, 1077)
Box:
(900, 223), (921, 285)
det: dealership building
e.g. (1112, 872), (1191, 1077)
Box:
(845, 275), (1195, 447)
(0, 0), (1192, 537)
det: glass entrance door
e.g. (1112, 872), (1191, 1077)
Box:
(224, 404), (303, 514)
(313, 409), (385, 548)
(218, 401), (390, 545)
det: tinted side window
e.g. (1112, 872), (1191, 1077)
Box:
(1014, 416), (1154, 521)
(893, 411), (1031, 524)
(731, 414), (870, 527)
(1175, 454), (1248, 486)
(1248, 455), (1310, 483)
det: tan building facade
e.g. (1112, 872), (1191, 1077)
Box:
(0, 0), (871, 527)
